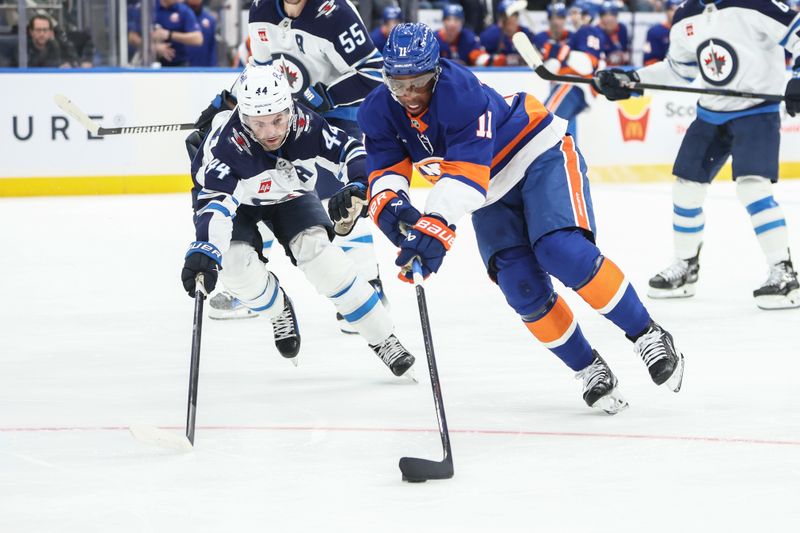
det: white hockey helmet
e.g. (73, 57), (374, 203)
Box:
(237, 64), (293, 118)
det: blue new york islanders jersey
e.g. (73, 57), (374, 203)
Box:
(435, 28), (484, 65)
(191, 105), (366, 253)
(563, 25), (604, 75)
(643, 22), (670, 65)
(599, 23), (630, 66)
(358, 59), (568, 225)
(533, 29), (571, 61)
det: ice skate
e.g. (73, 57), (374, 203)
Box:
(575, 351), (628, 415)
(370, 334), (416, 379)
(336, 278), (389, 334)
(271, 291), (301, 364)
(648, 252), (700, 299)
(208, 291), (260, 320)
(753, 260), (800, 310)
(629, 321), (684, 392)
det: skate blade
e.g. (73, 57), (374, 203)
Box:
(664, 352), (685, 393)
(755, 290), (800, 310)
(591, 389), (629, 415)
(289, 355), (299, 367)
(647, 283), (696, 299)
(400, 367), (418, 384)
(208, 308), (260, 320)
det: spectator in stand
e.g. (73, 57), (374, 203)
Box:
(642, 0), (680, 66)
(532, 2), (569, 61)
(435, 3), (491, 65)
(186, 0), (217, 66)
(370, 6), (403, 53)
(129, 0), (203, 66)
(478, 0), (534, 66)
(460, 0), (489, 34)
(362, 0), (418, 34)
(596, 0), (629, 66)
(24, 14), (71, 68)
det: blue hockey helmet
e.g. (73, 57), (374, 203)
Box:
(382, 5), (402, 23)
(599, 0), (620, 16)
(383, 23), (440, 77)
(443, 3), (465, 19)
(547, 2), (568, 18)
(664, 0), (683, 8)
(497, 0), (526, 18)
(571, 0), (601, 20)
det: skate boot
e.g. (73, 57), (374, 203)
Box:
(753, 259), (800, 310)
(628, 321), (684, 392)
(370, 334), (415, 377)
(648, 251), (700, 298)
(271, 290), (301, 362)
(336, 278), (389, 334)
(575, 351), (628, 415)
(208, 291), (260, 320)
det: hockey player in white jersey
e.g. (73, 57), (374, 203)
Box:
(213, 0), (386, 332)
(181, 64), (416, 377)
(595, 0), (800, 310)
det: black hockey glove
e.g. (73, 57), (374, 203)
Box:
(194, 89), (237, 136)
(329, 180), (368, 236)
(785, 78), (800, 118)
(594, 68), (640, 101)
(181, 241), (222, 297)
(299, 83), (334, 114)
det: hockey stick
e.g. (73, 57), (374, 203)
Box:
(54, 94), (196, 136)
(129, 274), (206, 451)
(186, 274), (207, 446)
(511, 32), (785, 102)
(399, 259), (454, 482)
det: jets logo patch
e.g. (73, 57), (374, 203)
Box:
(316, 0), (337, 18)
(696, 39), (737, 86)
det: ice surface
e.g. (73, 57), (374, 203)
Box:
(1, 182), (799, 532)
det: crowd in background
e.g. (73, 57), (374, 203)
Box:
(3, 0), (796, 69)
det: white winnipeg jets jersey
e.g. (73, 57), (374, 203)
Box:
(637, 0), (800, 115)
(190, 107), (366, 254)
(247, 0), (382, 114)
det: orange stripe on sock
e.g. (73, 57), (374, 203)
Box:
(577, 257), (625, 311)
(524, 295), (575, 345)
(560, 136), (590, 231)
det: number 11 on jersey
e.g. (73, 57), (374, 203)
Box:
(476, 111), (493, 139)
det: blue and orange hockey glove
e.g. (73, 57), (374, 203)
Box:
(368, 189), (422, 247)
(395, 215), (456, 282)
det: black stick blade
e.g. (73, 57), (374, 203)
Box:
(399, 456), (454, 483)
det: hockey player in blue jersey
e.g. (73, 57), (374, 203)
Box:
(532, 2), (570, 63)
(181, 64), (416, 377)
(595, 0), (800, 309)
(370, 6), (403, 53)
(542, 1), (605, 138)
(596, 1), (629, 66)
(331, 23), (686, 413)
(207, 0), (387, 331)
(643, 0), (681, 66)
(435, 4), (492, 66)
(478, 0), (536, 66)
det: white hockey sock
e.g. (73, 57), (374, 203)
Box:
(736, 176), (790, 265)
(220, 241), (284, 319)
(257, 221), (275, 260)
(292, 227), (392, 345)
(333, 217), (380, 281)
(672, 178), (708, 260)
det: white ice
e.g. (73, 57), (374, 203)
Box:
(1, 182), (799, 532)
